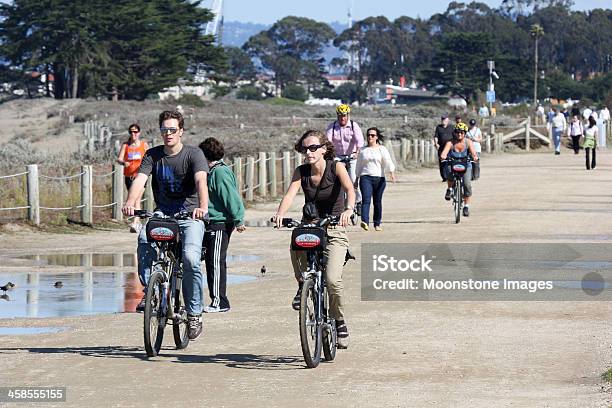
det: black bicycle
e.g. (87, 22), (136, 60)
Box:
(134, 210), (193, 357)
(443, 158), (471, 224)
(334, 154), (360, 224)
(273, 215), (351, 368)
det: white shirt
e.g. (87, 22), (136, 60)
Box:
(601, 108), (610, 121)
(552, 113), (566, 130)
(466, 127), (482, 153)
(355, 145), (395, 178)
(583, 108), (593, 120)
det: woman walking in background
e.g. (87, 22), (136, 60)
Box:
(355, 127), (396, 231)
(117, 123), (148, 232)
(567, 115), (584, 155)
(583, 116), (598, 170)
(467, 119), (482, 180)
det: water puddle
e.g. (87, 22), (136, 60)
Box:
(0, 271), (256, 319)
(0, 327), (65, 335)
(19, 253), (261, 267)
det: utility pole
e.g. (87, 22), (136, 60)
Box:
(530, 24), (544, 107)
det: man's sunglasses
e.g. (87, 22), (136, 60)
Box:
(129, 130), (139, 134)
(299, 144), (324, 153)
(160, 127), (179, 135)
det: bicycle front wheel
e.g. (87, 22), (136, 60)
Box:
(322, 285), (337, 362)
(144, 272), (167, 357)
(299, 278), (322, 368)
(454, 179), (462, 224)
(172, 278), (189, 350)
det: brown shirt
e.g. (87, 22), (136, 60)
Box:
(299, 160), (345, 217)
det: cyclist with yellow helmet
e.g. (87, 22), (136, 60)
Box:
(440, 122), (479, 217)
(326, 104), (364, 213)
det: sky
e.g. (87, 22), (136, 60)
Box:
(220, 0), (609, 24)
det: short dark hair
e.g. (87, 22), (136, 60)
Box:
(366, 127), (384, 144)
(128, 123), (140, 132)
(294, 129), (335, 160)
(158, 110), (184, 129)
(199, 137), (225, 161)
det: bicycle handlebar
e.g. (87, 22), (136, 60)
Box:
(133, 210), (201, 220)
(270, 215), (341, 228)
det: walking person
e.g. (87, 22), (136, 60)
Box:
(583, 116), (598, 170)
(117, 124), (149, 232)
(466, 119), (482, 180)
(551, 108), (567, 155)
(355, 127), (396, 232)
(198, 137), (246, 313)
(567, 115), (584, 155)
(433, 114), (454, 181)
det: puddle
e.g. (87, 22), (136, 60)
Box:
(19, 253), (261, 267)
(0, 271), (256, 319)
(0, 327), (65, 335)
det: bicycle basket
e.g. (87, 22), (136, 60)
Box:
(291, 227), (326, 251)
(146, 217), (180, 242)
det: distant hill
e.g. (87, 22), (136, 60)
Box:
(221, 20), (348, 48)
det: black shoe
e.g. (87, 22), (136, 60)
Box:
(463, 206), (470, 217)
(555, 151), (560, 155)
(355, 202), (362, 217)
(292, 286), (302, 311)
(445, 188), (453, 201)
(135, 294), (146, 313)
(187, 314), (203, 340)
(336, 320), (349, 349)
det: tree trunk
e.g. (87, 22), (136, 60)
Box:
(53, 64), (65, 99)
(71, 64), (79, 99)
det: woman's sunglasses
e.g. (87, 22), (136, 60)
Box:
(299, 144), (323, 153)
(367, 133), (377, 137)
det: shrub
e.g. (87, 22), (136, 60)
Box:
(237, 85), (265, 100)
(281, 84), (307, 102)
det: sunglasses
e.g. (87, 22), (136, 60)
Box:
(367, 133), (377, 137)
(300, 144), (324, 153)
(160, 127), (179, 135)
(129, 130), (139, 134)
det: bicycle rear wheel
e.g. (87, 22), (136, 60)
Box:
(322, 285), (337, 362)
(172, 276), (189, 350)
(299, 278), (322, 368)
(454, 179), (462, 224)
(144, 272), (167, 357)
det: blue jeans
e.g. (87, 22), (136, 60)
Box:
(359, 175), (386, 226)
(552, 128), (563, 152)
(137, 217), (205, 316)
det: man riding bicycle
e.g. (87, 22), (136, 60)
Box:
(326, 104), (364, 214)
(122, 110), (209, 341)
(440, 122), (479, 217)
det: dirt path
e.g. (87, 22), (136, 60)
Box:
(1, 150), (611, 407)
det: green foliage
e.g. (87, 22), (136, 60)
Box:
(334, 83), (367, 104)
(264, 97), (304, 106)
(176, 94), (205, 107)
(224, 46), (257, 83)
(0, 0), (226, 100)
(212, 85), (231, 98)
(236, 85), (265, 100)
(281, 84), (307, 101)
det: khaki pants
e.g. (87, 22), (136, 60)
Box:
(290, 226), (349, 321)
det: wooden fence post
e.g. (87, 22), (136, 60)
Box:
(26, 164), (40, 225)
(81, 165), (93, 224)
(498, 133), (504, 154)
(525, 116), (531, 152)
(486, 134), (492, 154)
(412, 139), (419, 163)
(269, 152), (277, 198)
(112, 164), (123, 221)
(258, 152), (267, 197)
(419, 139), (425, 164)
(246, 156), (254, 202)
(234, 157), (244, 196)
(400, 139), (408, 162)
(282, 151), (291, 192)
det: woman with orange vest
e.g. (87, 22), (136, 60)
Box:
(116, 123), (149, 232)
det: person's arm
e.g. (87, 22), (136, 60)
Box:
(193, 171), (208, 219)
(215, 169), (246, 228)
(353, 123), (364, 155)
(467, 140), (478, 162)
(440, 141), (452, 160)
(380, 146), (396, 182)
(355, 150), (365, 178)
(335, 162), (355, 227)
(475, 129), (483, 143)
(274, 168), (302, 228)
(122, 173), (148, 216)
(116, 143), (127, 166)
(433, 128), (439, 149)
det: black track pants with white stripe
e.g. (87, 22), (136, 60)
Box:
(203, 223), (233, 309)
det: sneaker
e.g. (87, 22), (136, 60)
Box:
(135, 293), (146, 313)
(360, 221), (369, 231)
(187, 314), (203, 340)
(445, 188), (453, 201)
(203, 305), (230, 313)
(374, 225), (383, 231)
(336, 320), (350, 349)
(292, 285), (302, 311)
(555, 151), (560, 155)
(463, 206), (470, 217)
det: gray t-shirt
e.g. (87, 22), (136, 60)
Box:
(139, 145), (208, 215)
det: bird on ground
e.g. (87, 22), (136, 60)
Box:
(53, 281), (63, 288)
(0, 282), (15, 292)
(260, 265), (266, 277)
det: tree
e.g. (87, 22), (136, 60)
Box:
(243, 16), (335, 92)
(224, 46), (256, 83)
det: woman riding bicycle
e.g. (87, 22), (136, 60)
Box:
(440, 122), (479, 217)
(273, 129), (355, 349)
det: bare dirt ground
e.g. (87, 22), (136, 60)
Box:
(0, 150), (611, 407)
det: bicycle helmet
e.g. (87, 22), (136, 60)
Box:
(336, 104), (351, 115)
(454, 122), (469, 133)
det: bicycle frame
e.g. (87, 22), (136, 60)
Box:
(152, 241), (183, 321)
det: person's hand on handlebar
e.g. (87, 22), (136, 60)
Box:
(192, 207), (208, 220)
(339, 209), (352, 227)
(122, 201), (136, 217)
(272, 213), (284, 229)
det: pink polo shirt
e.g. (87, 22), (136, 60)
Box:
(325, 120), (364, 156)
